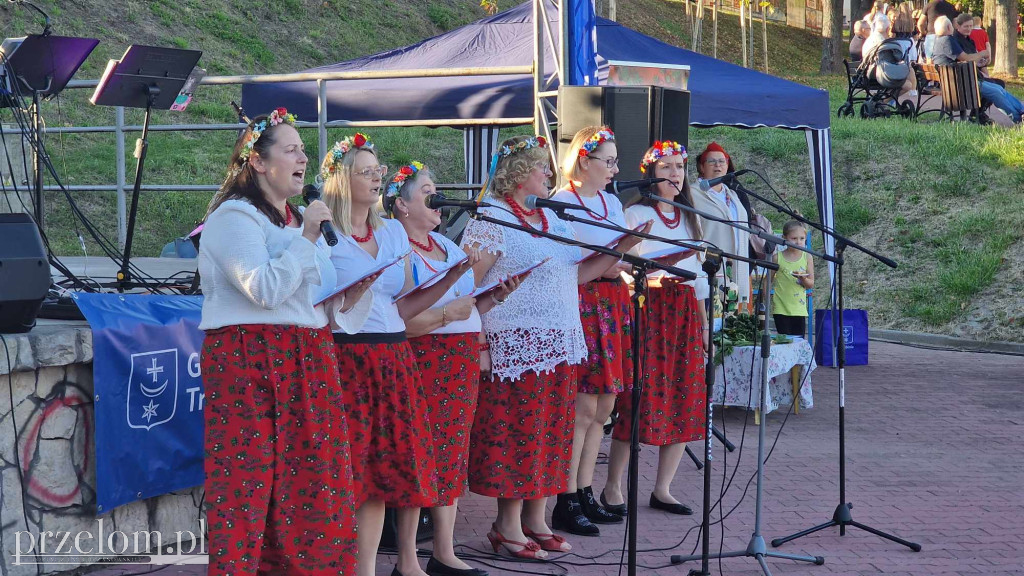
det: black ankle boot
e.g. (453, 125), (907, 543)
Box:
(579, 486), (623, 524)
(551, 492), (600, 536)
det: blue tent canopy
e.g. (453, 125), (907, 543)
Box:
(241, 1), (830, 131)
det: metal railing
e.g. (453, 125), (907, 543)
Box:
(21, 65), (535, 246)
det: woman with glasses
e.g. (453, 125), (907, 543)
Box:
(462, 135), (641, 560)
(320, 134), (471, 576)
(602, 141), (708, 518)
(691, 142), (751, 306)
(547, 126), (651, 536)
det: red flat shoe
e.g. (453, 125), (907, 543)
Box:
(486, 523), (548, 559)
(522, 526), (572, 553)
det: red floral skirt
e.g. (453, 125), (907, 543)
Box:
(408, 332), (481, 506)
(469, 363), (577, 499)
(577, 279), (634, 395)
(335, 338), (438, 508)
(612, 281), (706, 446)
(202, 324), (357, 576)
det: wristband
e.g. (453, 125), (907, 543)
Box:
(491, 293), (506, 305)
(479, 342), (490, 352)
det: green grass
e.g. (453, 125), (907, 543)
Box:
(2, 0), (1023, 341)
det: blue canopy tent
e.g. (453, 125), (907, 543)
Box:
(242, 0), (835, 258)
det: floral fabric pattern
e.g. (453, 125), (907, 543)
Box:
(712, 340), (815, 414)
(469, 363), (577, 499)
(202, 324), (357, 576)
(408, 332), (481, 506)
(612, 282), (706, 445)
(335, 340), (439, 507)
(577, 280), (633, 395)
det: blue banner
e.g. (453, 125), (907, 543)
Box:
(75, 293), (205, 512)
(566, 0), (598, 86)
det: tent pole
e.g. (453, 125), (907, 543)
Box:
(317, 79), (327, 162)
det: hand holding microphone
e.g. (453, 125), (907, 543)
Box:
(302, 181), (339, 246)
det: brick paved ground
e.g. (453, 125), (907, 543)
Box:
(81, 342), (1024, 576)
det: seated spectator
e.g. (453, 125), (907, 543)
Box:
(930, 16), (1023, 125)
(864, 1), (883, 23)
(952, 13), (1005, 86)
(890, 13), (919, 93)
(862, 14), (892, 58)
(850, 20), (870, 61)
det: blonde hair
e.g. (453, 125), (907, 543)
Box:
(560, 125), (610, 182)
(488, 135), (550, 197)
(320, 146), (385, 235)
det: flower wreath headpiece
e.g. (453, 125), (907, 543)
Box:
(578, 128), (614, 157)
(495, 135), (547, 161)
(640, 140), (687, 174)
(386, 161), (425, 198)
(321, 133), (374, 181)
(239, 107), (296, 162)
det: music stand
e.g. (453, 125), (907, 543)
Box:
(90, 45), (202, 291)
(1, 35), (98, 226)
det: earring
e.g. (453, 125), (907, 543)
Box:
(516, 184), (523, 189)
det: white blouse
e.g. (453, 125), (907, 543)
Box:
(550, 188), (629, 259)
(625, 203), (709, 300)
(329, 219), (409, 335)
(408, 232), (481, 336)
(199, 199), (371, 331)
(461, 197), (587, 381)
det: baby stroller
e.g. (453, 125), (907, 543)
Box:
(837, 39), (915, 119)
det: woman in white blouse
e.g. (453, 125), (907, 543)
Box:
(199, 109), (371, 576)
(548, 126), (652, 536)
(385, 162), (518, 576)
(461, 135), (640, 560)
(603, 141), (708, 519)
(319, 135), (470, 576)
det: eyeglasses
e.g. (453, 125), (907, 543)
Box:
(588, 156), (619, 169)
(704, 159), (729, 166)
(354, 165), (388, 179)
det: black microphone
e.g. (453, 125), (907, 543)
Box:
(523, 195), (593, 212)
(697, 169), (752, 192)
(301, 182), (339, 246)
(425, 195), (493, 210)
(604, 178), (667, 195)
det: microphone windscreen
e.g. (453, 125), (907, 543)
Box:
(698, 178), (712, 192)
(524, 195), (540, 210)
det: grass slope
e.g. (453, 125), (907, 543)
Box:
(1, 0), (1022, 341)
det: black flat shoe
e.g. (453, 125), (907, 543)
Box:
(425, 556), (489, 576)
(600, 490), (627, 516)
(580, 487), (623, 524)
(552, 492), (601, 536)
(649, 493), (693, 515)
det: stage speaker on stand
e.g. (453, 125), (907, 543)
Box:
(0, 213), (51, 333)
(557, 85), (690, 204)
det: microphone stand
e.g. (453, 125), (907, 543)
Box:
(466, 207), (694, 576)
(548, 206), (786, 576)
(727, 177), (919, 552)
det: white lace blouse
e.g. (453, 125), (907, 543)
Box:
(461, 198), (587, 381)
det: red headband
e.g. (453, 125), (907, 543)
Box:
(700, 141), (730, 162)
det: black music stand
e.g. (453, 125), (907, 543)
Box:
(1, 34), (98, 226)
(90, 45), (202, 291)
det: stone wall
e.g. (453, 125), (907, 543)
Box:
(1, 323), (204, 575)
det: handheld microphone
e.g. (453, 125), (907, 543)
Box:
(697, 169), (751, 192)
(523, 195), (593, 212)
(301, 182), (339, 246)
(425, 195), (493, 210)
(604, 178), (667, 195)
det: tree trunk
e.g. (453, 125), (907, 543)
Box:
(713, 0), (719, 59)
(741, 1), (749, 67)
(762, 7), (769, 73)
(609, 0), (617, 21)
(983, 0), (997, 55)
(853, 0), (873, 21)
(993, 0), (1018, 76)
(820, 0), (843, 74)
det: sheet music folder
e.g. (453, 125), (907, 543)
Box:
(0, 35), (98, 96)
(90, 45), (202, 109)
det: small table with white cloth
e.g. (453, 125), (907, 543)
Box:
(711, 338), (815, 423)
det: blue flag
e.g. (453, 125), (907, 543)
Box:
(566, 0), (599, 86)
(75, 293), (205, 512)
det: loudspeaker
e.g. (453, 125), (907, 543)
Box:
(0, 213), (51, 333)
(557, 85), (691, 182)
(379, 507), (433, 548)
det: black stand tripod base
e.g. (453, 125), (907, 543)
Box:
(771, 503), (922, 551)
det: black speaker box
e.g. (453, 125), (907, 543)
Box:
(0, 213), (51, 333)
(557, 85), (691, 183)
